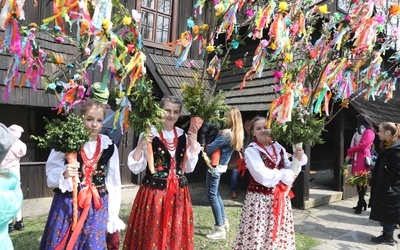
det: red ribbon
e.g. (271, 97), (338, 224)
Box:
(161, 158), (178, 250)
(271, 182), (294, 242)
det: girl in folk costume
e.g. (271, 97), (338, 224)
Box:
(123, 96), (200, 250)
(40, 99), (125, 250)
(234, 117), (307, 250)
(345, 114), (375, 214)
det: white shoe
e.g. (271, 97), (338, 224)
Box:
(206, 225), (226, 240)
(223, 219), (229, 233)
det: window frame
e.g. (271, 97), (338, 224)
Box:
(137, 0), (178, 50)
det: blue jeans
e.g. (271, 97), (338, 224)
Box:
(230, 169), (239, 193)
(383, 223), (395, 233)
(206, 169), (226, 227)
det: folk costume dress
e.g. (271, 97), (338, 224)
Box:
(123, 126), (200, 250)
(234, 141), (307, 250)
(40, 134), (125, 250)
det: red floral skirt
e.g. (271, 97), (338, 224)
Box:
(123, 178), (194, 250)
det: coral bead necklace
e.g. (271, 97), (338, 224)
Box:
(80, 135), (102, 178)
(255, 140), (278, 163)
(159, 127), (178, 151)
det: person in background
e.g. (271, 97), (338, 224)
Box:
(0, 123), (23, 250)
(198, 120), (221, 167)
(0, 125), (27, 232)
(205, 107), (244, 240)
(40, 99), (125, 250)
(345, 114), (375, 214)
(123, 96), (200, 250)
(229, 118), (252, 199)
(90, 82), (123, 147)
(369, 122), (400, 246)
(234, 116), (307, 250)
(90, 82), (123, 250)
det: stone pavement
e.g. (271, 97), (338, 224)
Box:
(22, 182), (400, 250)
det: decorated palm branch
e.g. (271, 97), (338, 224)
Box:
(128, 78), (164, 174)
(30, 114), (91, 229)
(0, 0), (165, 230)
(168, 0), (399, 154)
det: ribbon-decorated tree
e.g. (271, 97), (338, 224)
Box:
(0, 0), (166, 233)
(168, 0), (400, 171)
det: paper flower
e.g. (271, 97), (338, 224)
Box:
(278, 1), (289, 13)
(206, 44), (215, 53)
(131, 9), (141, 22)
(123, 16), (132, 25)
(235, 59), (244, 68)
(318, 4), (329, 14)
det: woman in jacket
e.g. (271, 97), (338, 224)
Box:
(204, 107), (243, 240)
(345, 114), (375, 214)
(369, 122), (400, 246)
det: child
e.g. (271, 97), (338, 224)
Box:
(0, 124), (27, 231)
(198, 120), (221, 166)
(40, 99), (125, 250)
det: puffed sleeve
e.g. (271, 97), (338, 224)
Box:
(244, 146), (284, 188)
(45, 150), (73, 191)
(127, 132), (148, 174)
(184, 137), (200, 174)
(105, 144), (125, 233)
(10, 140), (27, 158)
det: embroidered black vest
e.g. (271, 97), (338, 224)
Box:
(141, 132), (188, 190)
(77, 143), (115, 186)
(247, 146), (285, 194)
(54, 143), (115, 195)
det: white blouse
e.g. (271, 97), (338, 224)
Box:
(127, 126), (200, 174)
(45, 134), (125, 233)
(244, 141), (308, 188)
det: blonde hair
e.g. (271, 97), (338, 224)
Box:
(379, 122), (400, 149)
(222, 107), (243, 151)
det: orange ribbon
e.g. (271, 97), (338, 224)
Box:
(55, 184), (102, 250)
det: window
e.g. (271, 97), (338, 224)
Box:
(140, 0), (172, 44)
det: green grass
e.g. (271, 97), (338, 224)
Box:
(10, 205), (320, 250)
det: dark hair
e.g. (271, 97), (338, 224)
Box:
(250, 116), (266, 133)
(79, 99), (106, 119)
(160, 96), (182, 112)
(356, 114), (375, 134)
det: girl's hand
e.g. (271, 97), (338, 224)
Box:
(139, 133), (154, 148)
(187, 131), (197, 146)
(63, 163), (79, 179)
(293, 148), (304, 161)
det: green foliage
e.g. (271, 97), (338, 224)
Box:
(30, 114), (91, 153)
(181, 78), (229, 124)
(271, 107), (325, 146)
(128, 79), (164, 133)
